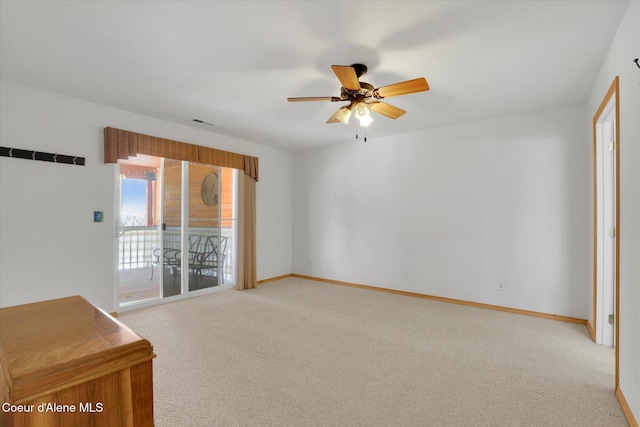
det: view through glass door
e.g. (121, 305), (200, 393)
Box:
(117, 155), (235, 307)
(117, 155), (162, 304)
(186, 163), (233, 292)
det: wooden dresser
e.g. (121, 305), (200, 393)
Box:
(0, 296), (155, 427)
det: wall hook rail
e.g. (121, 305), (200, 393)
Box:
(0, 146), (85, 166)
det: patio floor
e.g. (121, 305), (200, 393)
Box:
(119, 266), (222, 305)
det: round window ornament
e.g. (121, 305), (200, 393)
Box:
(201, 173), (219, 206)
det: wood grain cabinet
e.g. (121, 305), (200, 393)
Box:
(0, 296), (156, 427)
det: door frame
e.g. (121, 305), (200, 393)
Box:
(591, 76), (620, 387)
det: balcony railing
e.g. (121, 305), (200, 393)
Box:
(118, 226), (158, 270)
(118, 225), (234, 279)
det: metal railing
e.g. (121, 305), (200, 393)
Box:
(118, 226), (158, 270)
(118, 225), (234, 280)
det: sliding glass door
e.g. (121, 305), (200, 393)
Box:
(117, 155), (236, 307)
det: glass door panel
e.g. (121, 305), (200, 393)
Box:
(220, 167), (236, 285)
(117, 156), (162, 305)
(188, 163), (221, 291)
(161, 158), (183, 298)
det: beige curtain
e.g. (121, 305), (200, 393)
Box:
(236, 172), (257, 290)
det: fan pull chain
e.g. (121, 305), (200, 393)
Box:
(355, 131), (368, 142)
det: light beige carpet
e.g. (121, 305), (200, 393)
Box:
(119, 277), (627, 427)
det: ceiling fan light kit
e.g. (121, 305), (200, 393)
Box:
(353, 101), (373, 127)
(335, 106), (351, 125)
(288, 63), (429, 128)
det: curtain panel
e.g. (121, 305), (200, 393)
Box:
(104, 127), (258, 290)
(236, 172), (257, 290)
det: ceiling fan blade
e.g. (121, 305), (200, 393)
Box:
(331, 65), (361, 91)
(288, 96), (343, 102)
(375, 77), (429, 98)
(368, 101), (406, 119)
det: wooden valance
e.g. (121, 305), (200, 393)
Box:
(104, 127), (258, 181)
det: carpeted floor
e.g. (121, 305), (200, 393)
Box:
(119, 277), (627, 427)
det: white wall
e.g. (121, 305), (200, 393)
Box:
(293, 103), (590, 319)
(587, 1), (640, 421)
(0, 81), (293, 313)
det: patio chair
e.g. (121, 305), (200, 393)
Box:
(189, 235), (228, 286)
(151, 235), (202, 285)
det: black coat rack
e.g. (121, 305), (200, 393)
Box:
(0, 146), (85, 166)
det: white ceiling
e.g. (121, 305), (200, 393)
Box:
(0, 1), (629, 152)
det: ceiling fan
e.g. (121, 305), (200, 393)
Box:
(287, 64), (429, 127)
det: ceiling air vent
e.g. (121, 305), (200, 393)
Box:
(192, 118), (215, 126)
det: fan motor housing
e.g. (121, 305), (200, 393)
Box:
(341, 81), (374, 99)
(351, 63), (368, 78)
